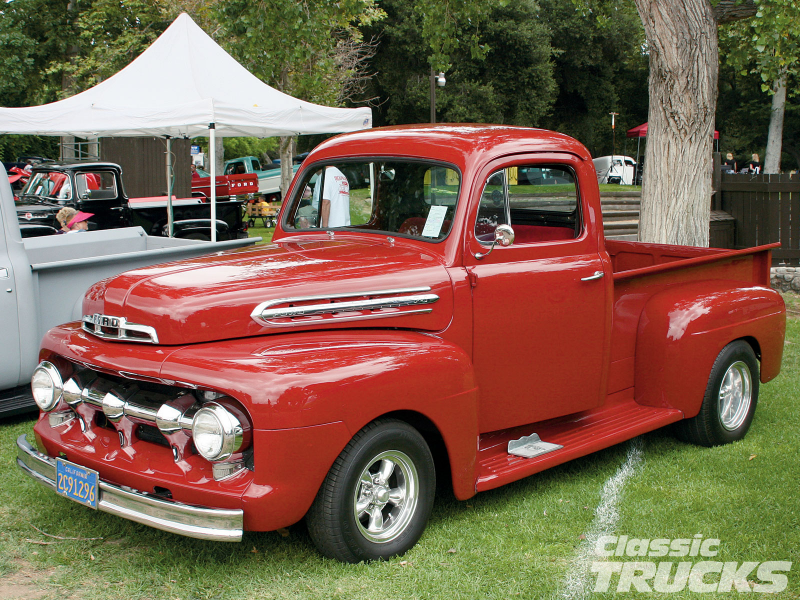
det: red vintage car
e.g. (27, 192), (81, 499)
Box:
(17, 125), (785, 562)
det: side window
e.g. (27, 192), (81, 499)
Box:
(76, 172), (117, 199)
(475, 165), (580, 244)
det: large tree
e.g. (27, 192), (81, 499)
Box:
(632, 0), (756, 246)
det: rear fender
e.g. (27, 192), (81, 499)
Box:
(634, 281), (785, 416)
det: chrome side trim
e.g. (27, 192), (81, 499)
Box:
(82, 314), (159, 344)
(250, 286), (439, 327)
(16, 435), (243, 542)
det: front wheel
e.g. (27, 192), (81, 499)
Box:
(306, 419), (435, 563)
(675, 340), (759, 447)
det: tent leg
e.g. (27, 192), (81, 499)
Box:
(210, 124), (217, 243)
(166, 136), (173, 237)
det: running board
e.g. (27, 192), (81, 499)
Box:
(476, 397), (683, 492)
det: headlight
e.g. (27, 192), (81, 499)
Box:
(191, 403), (244, 461)
(31, 361), (64, 412)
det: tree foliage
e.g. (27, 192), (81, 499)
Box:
(213, 0), (385, 105)
(542, 0), (648, 156)
(721, 0), (799, 95)
(362, 0), (555, 128)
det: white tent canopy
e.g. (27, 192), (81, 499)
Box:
(0, 13), (372, 241)
(0, 13), (372, 137)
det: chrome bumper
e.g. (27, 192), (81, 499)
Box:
(16, 434), (243, 542)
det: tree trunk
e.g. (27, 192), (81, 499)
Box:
(633, 0), (719, 247)
(279, 136), (294, 199)
(763, 74), (786, 174)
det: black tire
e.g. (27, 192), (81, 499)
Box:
(306, 419), (436, 563)
(675, 340), (759, 447)
(247, 218), (255, 227)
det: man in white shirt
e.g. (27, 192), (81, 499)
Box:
(320, 166), (350, 228)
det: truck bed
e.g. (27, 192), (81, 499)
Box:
(606, 238), (782, 400)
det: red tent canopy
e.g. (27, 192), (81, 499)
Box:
(626, 122), (719, 140)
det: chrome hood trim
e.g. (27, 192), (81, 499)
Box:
(250, 286), (439, 328)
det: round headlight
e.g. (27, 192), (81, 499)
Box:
(191, 403), (243, 461)
(31, 361), (64, 412)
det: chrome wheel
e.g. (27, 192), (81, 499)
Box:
(307, 419), (435, 562)
(353, 450), (418, 543)
(718, 360), (752, 431)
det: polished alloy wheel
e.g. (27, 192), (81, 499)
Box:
(353, 450), (418, 543)
(718, 360), (752, 431)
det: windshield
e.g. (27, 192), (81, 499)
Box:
(284, 160), (460, 241)
(21, 172), (71, 201)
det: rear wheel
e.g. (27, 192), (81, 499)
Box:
(306, 419), (435, 563)
(675, 340), (759, 447)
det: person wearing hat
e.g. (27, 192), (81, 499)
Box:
(66, 211), (94, 233)
(55, 206), (78, 233)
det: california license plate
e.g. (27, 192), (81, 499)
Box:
(56, 458), (99, 509)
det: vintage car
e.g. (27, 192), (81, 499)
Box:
(17, 125), (785, 563)
(16, 162), (250, 240)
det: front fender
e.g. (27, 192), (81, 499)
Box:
(634, 281), (785, 416)
(161, 330), (479, 501)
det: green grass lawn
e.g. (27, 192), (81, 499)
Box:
(1, 301), (796, 599)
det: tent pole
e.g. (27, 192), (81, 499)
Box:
(209, 123), (217, 243)
(166, 136), (173, 237)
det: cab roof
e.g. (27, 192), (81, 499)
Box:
(309, 124), (592, 169)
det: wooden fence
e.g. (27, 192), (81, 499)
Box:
(101, 137), (191, 199)
(717, 173), (800, 265)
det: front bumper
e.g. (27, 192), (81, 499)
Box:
(16, 434), (243, 542)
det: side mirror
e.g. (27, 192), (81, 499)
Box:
(475, 224), (514, 259)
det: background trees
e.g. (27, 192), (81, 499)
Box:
(0, 0), (796, 214)
(720, 0), (800, 173)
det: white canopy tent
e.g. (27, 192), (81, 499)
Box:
(0, 13), (372, 240)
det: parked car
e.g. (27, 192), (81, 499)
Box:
(15, 162), (250, 240)
(17, 125), (785, 563)
(222, 155), (300, 201)
(0, 166), (258, 416)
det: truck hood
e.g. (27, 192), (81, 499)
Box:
(82, 238), (454, 345)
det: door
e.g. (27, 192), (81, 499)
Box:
(466, 157), (611, 433)
(0, 213), (22, 390)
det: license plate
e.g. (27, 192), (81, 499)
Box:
(56, 458), (99, 509)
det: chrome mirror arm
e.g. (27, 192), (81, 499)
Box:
(475, 224), (515, 260)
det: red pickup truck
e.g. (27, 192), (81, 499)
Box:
(17, 125), (785, 563)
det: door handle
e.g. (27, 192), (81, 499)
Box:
(0, 268), (8, 279)
(581, 270), (604, 281)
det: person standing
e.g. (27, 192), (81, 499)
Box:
(320, 166), (350, 228)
